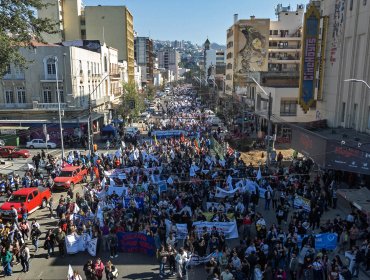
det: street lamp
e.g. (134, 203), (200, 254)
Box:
(249, 75), (272, 167)
(344, 79), (370, 89)
(54, 56), (65, 160)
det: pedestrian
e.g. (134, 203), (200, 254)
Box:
(20, 244), (30, 273)
(44, 228), (55, 258)
(10, 205), (18, 226)
(20, 202), (28, 221)
(30, 223), (42, 252)
(1, 247), (13, 276)
(264, 189), (272, 210)
(94, 258), (105, 280)
(49, 196), (54, 218)
(108, 230), (118, 258)
(19, 219), (30, 241)
(105, 260), (118, 280)
(83, 259), (95, 280)
(71, 270), (83, 280)
(159, 245), (168, 278)
(55, 226), (66, 257)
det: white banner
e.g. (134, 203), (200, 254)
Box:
(87, 238), (97, 257)
(175, 224), (188, 240)
(187, 253), (212, 266)
(293, 195), (311, 212)
(215, 187), (242, 198)
(65, 234), (97, 256)
(193, 221), (239, 239)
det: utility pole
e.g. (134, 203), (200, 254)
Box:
(266, 92), (272, 167)
(54, 56), (65, 160)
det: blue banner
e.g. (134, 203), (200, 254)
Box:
(116, 232), (156, 256)
(297, 233), (337, 250)
(152, 130), (186, 138)
(124, 197), (144, 209)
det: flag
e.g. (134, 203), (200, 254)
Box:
(67, 265), (74, 280)
(27, 163), (35, 170)
(256, 167), (262, 180)
(154, 134), (158, 145)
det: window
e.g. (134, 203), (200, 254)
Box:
(16, 87), (26, 103)
(43, 86), (52, 103)
(280, 99), (297, 116)
(350, 0), (353, 10)
(341, 102), (346, 122)
(273, 30), (278, 35)
(79, 60), (82, 73)
(5, 64), (11, 75)
(364, 0), (367, 6)
(46, 58), (56, 75)
(352, 103), (358, 128)
(367, 107), (370, 130)
(104, 56), (108, 72)
(58, 86), (64, 103)
(5, 90), (14, 103)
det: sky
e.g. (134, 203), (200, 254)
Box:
(84, 0), (307, 45)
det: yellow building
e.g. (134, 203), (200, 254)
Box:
(84, 6), (135, 83)
(37, 1), (135, 83)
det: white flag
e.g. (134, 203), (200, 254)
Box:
(68, 264), (74, 280)
(27, 163), (35, 170)
(256, 167), (262, 180)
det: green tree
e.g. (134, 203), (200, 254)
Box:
(145, 84), (156, 101)
(118, 82), (144, 123)
(0, 0), (57, 75)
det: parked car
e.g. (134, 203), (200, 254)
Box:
(53, 166), (88, 190)
(0, 187), (51, 219)
(0, 146), (30, 158)
(26, 139), (57, 149)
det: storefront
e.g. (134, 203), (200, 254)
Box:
(291, 126), (370, 178)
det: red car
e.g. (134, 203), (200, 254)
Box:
(0, 146), (30, 158)
(0, 187), (51, 219)
(53, 166), (88, 190)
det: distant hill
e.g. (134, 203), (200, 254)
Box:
(211, 42), (226, 50)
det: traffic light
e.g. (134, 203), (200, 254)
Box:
(128, 100), (135, 109)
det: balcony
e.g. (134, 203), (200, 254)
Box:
(40, 74), (62, 82)
(268, 55), (300, 64)
(33, 102), (67, 110)
(3, 73), (25, 80)
(0, 103), (32, 110)
(269, 36), (301, 41)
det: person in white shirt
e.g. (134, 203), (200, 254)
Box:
(166, 232), (176, 248)
(175, 248), (187, 279)
(220, 268), (234, 280)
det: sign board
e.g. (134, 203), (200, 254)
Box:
(0, 129), (16, 135)
(299, 5), (321, 113)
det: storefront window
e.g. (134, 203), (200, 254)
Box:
(280, 99), (297, 116)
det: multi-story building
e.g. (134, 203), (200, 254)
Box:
(290, 0), (370, 180)
(0, 41), (120, 144)
(134, 37), (154, 86)
(37, 1), (135, 83)
(157, 48), (180, 80)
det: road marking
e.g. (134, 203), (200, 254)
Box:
(38, 271), (43, 278)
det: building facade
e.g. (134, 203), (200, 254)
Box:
(0, 41), (120, 143)
(134, 37), (154, 86)
(37, 1), (135, 83)
(157, 48), (180, 80)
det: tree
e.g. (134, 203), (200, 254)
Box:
(0, 0), (57, 75)
(118, 82), (144, 123)
(145, 84), (156, 101)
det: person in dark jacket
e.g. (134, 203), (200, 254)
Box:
(83, 259), (96, 280)
(44, 229), (55, 258)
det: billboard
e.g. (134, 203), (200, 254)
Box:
(299, 5), (321, 113)
(326, 141), (370, 175)
(234, 19), (269, 87)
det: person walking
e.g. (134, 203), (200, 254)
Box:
(105, 261), (118, 280)
(264, 189), (272, 210)
(1, 247), (13, 276)
(49, 197), (54, 218)
(44, 229), (55, 258)
(30, 223), (42, 253)
(20, 244), (30, 273)
(94, 258), (105, 280)
(159, 245), (168, 278)
(108, 230), (118, 258)
(55, 227), (66, 257)
(83, 260), (95, 280)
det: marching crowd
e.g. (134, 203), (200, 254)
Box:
(0, 87), (368, 280)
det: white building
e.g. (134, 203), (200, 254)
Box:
(0, 41), (120, 143)
(157, 48), (180, 80)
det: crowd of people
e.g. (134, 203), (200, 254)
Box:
(0, 87), (368, 280)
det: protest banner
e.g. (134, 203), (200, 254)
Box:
(87, 238), (97, 256)
(116, 232), (156, 256)
(175, 224), (188, 240)
(193, 221), (239, 239)
(152, 130), (187, 138)
(187, 253), (212, 266)
(65, 233), (97, 256)
(297, 233), (337, 250)
(215, 187), (242, 198)
(293, 195), (311, 212)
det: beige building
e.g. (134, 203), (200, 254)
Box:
(0, 41), (121, 140)
(37, 1), (135, 83)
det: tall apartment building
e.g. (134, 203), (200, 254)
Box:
(37, 1), (135, 83)
(0, 41), (120, 143)
(134, 37), (154, 86)
(157, 48), (180, 80)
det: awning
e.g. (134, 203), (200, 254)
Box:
(338, 188), (370, 215)
(254, 111), (284, 124)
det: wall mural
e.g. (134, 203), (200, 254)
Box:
(233, 19), (269, 87)
(330, 0), (345, 65)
